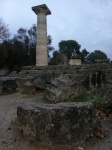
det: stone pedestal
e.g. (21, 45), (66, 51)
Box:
(17, 102), (96, 144)
(70, 57), (81, 65)
(32, 4), (51, 66)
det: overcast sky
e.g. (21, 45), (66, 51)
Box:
(0, 0), (112, 59)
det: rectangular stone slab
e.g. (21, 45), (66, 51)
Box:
(17, 102), (96, 144)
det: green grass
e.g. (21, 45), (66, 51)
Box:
(88, 96), (105, 106)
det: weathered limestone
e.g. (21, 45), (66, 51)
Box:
(16, 76), (34, 88)
(32, 4), (51, 66)
(70, 57), (81, 65)
(33, 73), (53, 90)
(56, 54), (69, 65)
(0, 77), (17, 95)
(45, 75), (85, 102)
(17, 102), (96, 144)
(8, 64), (108, 99)
(44, 68), (107, 102)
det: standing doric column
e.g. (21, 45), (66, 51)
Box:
(32, 4), (51, 66)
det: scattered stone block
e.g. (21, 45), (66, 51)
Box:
(44, 75), (84, 102)
(33, 73), (53, 90)
(17, 102), (96, 144)
(0, 77), (17, 95)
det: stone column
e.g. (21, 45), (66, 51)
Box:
(32, 4), (51, 66)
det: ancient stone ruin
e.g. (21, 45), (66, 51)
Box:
(0, 62), (112, 144)
(32, 4), (51, 66)
(17, 102), (96, 144)
(70, 56), (81, 65)
(0, 4), (112, 146)
(56, 53), (69, 65)
(0, 63), (110, 145)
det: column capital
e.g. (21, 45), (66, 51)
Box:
(32, 4), (51, 15)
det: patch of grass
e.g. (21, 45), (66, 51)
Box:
(88, 96), (105, 106)
(59, 91), (105, 107)
(68, 92), (90, 102)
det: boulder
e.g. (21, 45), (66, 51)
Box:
(33, 73), (53, 90)
(17, 102), (96, 144)
(0, 77), (17, 94)
(44, 75), (85, 102)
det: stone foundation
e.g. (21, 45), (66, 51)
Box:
(17, 102), (96, 144)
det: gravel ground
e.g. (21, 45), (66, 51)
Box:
(0, 91), (112, 150)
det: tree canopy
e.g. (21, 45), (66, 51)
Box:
(87, 50), (108, 62)
(58, 40), (81, 59)
(0, 18), (110, 69)
(0, 23), (54, 69)
(80, 49), (89, 62)
(0, 18), (10, 42)
(49, 50), (59, 65)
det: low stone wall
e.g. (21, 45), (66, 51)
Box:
(10, 64), (109, 91)
(17, 102), (96, 144)
(0, 64), (111, 98)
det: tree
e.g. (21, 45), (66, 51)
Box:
(87, 50), (108, 62)
(0, 42), (8, 68)
(0, 18), (10, 42)
(0, 23), (54, 69)
(49, 50), (59, 65)
(28, 24), (36, 65)
(47, 35), (54, 59)
(13, 26), (54, 66)
(80, 48), (89, 62)
(12, 25), (36, 66)
(12, 28), (29, 66)
(58, 40), (81, 59)
(28, 24), (36, 44)
(47, 35), (54, 51)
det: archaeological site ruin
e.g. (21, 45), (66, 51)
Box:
(1, 4), (112, 147)
(32, 4), (51, 66)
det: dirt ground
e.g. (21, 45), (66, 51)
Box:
(0, 91), (112, 150)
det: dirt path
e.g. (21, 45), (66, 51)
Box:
(0, 92), (112, 150)
(0, 92), (23, 150)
